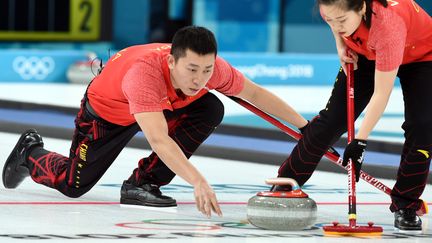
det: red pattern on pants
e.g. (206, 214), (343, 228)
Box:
(27, 92), (224, 198)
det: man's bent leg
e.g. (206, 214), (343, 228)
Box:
(2, 129), (44, 189)
(8, 98), (140, 198)
(122, 93), (224, 207)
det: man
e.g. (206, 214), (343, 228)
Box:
(3, 26), (308, 217)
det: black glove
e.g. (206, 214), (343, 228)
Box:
(342, 139), (367, 182)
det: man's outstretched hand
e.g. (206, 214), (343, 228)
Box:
(193, 180), (222, 218)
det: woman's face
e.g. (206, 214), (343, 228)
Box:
(320, 3), (365, 37)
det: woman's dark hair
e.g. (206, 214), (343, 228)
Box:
(170, 26), (217, 61)
(317, 0), (388, 28)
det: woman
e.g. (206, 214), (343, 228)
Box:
(277, 0), (432, 231)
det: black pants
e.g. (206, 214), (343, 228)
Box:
(278, 56), (432, 212)
(27, 92), (224, 198)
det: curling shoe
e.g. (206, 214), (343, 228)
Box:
(394, 208), (422, 231)
(2, 129), (44, 188)
(120, 180), (177, 207)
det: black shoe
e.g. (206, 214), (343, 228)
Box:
(394, 208), (422, 231)
(2, 129), (44, 189)
(120, 180), (177, 207)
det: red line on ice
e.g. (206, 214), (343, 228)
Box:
(1, 201), (425, 205)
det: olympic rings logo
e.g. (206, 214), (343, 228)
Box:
(13, 56), (55, 80)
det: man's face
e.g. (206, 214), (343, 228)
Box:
(168, 49), (215, 96)
(320, 3), (365, 37)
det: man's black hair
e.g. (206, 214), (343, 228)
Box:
(171, 26), (217, 61)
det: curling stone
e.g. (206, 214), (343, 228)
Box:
(66, 52), (101, 84)
(247, 178), (317, 231)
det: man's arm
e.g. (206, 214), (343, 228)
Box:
(234, 77), (308, 129)
(134, 111), (222, 217)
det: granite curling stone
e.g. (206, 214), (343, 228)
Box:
(247, 178), (317, 231)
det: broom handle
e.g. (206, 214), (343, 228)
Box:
(227, 77), (427, 217)
(346, 62), (357, 227)
(227, 96), (392, 195)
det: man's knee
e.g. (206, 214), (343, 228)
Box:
(200, 93), (225, 127)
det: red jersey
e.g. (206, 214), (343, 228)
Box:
(343, 0), (432, 71)
(87, 44), (244, 126)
